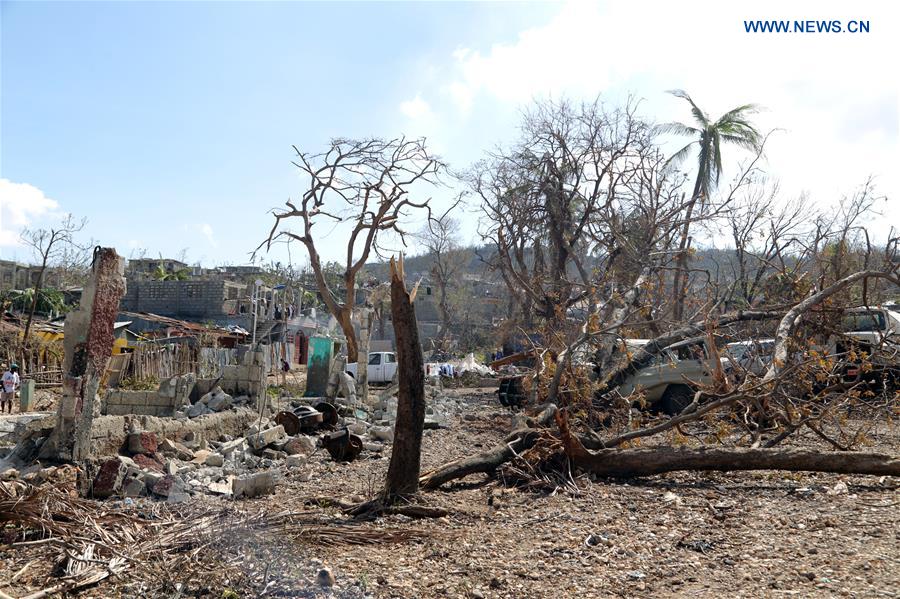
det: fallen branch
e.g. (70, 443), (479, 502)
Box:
(420, 404), (557, 489)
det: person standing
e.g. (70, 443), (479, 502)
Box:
(1, 364), (20, 414)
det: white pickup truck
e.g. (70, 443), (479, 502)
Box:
(346, 351), (398, 383)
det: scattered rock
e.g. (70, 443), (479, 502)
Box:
(132, 453), (164, 472)
(232, 471), (277, 499)
(123, 476), (145, 497)
(93, 458), (128, 498)
(281, 436), (316, 456)
(316, 567), (336, 587)
(127, 431), (158, 455)
(370, 425), (394, 443)
(248, 425), (286, 450)
(285, 455), (307, 468)
(152, 474), (184, 498)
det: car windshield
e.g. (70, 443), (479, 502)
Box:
(841, 311), (885, 332)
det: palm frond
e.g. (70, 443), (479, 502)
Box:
(654, 122), (701, 137)
(667, 89), (708, 127)
(715, 103), (762, 127)
(663, 141), (696, 170)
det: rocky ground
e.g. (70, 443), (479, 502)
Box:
(1, 388), (898, 598)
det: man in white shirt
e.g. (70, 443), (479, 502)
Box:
(1, 364), (20, 414)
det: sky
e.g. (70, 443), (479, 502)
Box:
(1, 1), (898, 269)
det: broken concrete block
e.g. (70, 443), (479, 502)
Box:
(141, 470), (164, 492)
(285, 455), (307, 468)
(123, 476), (145, 497)
(93, 458), (128, 498)
(152, 474), (184, 498)
(281, 436), (316, 456)
(187, 403), (211, 418)
(219, 437), (247, 456)
(158, 438), (177, 453)
(204, 452), (225, 467)
(127, 431), (158, 455)
(232, 471), (276, 499)
(370, 425), (394, 443)
(261, 448), (287, 460)
(208, 477), (233, 495)
(248, 425), (285, 450)
(207, 392), (233, 412)
(132, 453), (164, 472)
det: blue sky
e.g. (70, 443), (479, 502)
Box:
(2, 1), (898, 268)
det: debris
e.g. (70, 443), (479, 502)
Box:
(370, 425), (394, 443)
(829, 481), (849, 495)
(281, 436), (316, 456)
(322, 428), (364, 462)
(316, 567), (336, 587)
(151, 474), (184, 498)
(127, 431), (159, 455)
(285, 455), (307, 468)
(92, 458), (128, 498)
(248, 425), (286, 450)
(232, 471), (277, 499)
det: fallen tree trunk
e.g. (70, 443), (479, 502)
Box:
(420, 404), (557, 489)
(564, 442), (900, 477)
(559, 411), (899, 476)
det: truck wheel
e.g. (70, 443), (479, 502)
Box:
(661, 384), (694, 416)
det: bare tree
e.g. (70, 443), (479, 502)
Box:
(419, 213), (467, 338)
(470, 98), (649, 333)
(258, 137), (445, 362)
(18, 214), (87, 359)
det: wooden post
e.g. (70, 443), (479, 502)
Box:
(383, 256), (426, 500)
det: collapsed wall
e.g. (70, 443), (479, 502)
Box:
(88, 408), (259, 457)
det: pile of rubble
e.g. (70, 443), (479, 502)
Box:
(89, 417), (318, 502)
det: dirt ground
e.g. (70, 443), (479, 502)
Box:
(2, 388), (898, 598)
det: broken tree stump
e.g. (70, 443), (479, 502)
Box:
(383, 256), (426, 500)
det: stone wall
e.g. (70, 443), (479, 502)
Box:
(220, 348), (266, 404)
(120, 279), (244, 318)
(87, 408), (259, 457)
(101, 373), (195, 417)
(102, 391), (181, 416)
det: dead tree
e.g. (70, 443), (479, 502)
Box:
(418, 213), (466, 338)
(382, 256), (426, 499)
(470, 98), (648, 331)
(18, 215), (87, 361)
(765, 269), (900, 381)
(258, 137), (444, 362)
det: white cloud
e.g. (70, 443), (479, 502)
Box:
(405, 1), (899, 238)
(399, 93), (434, 120)
(0, 179), (60, 247)
(200, 223), (217, 248)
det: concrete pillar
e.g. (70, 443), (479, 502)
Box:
(355, 306), (372, 403)
(19, 379), (36, 412)
(41, 248), (126, 462)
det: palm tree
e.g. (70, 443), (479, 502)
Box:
(657, 90), (762, 320)
(151, 264), (190, 281)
